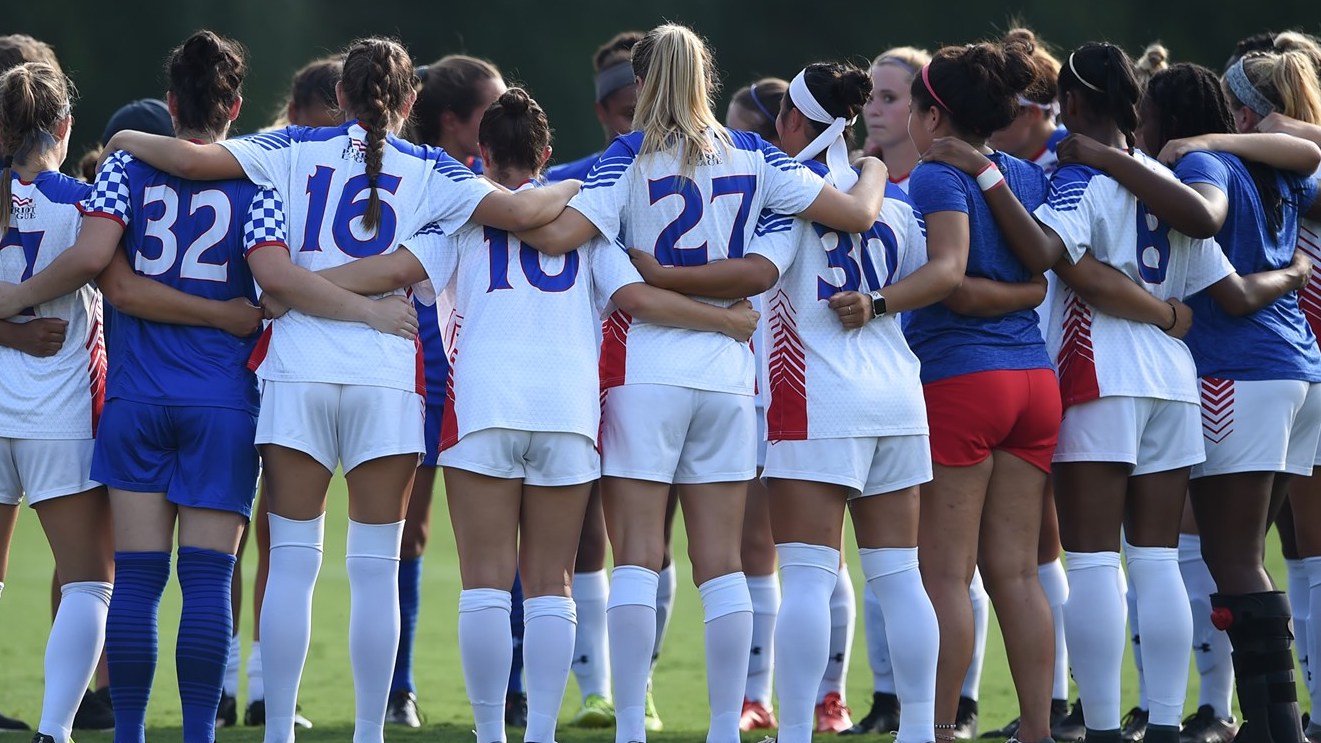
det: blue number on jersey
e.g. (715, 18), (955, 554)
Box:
(815, 223), (884, 300)
(484, 227), (580, 293)
(1136, 203), (1172, 284)
(301, 166), (404, 257)
(0, 228), (42, 315)
(649, 174), (756, 266)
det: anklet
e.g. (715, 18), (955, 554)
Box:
(936, 722), (958, 741)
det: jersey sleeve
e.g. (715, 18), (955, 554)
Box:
(1033, 165), (1100, 265)
(895, 206), (929, 282)
(1181, 236), (1236, 297)
(400, 221), (459, 298)
(908, 164), (971, 216)
(589, 237), (644, 310)
(423, 152), (498, 234)
(747, 209), (798, 277)
(218, 128), (295, 190)
(242, 188), (290, 257)
(758, 139), (827, 216)
(1173, 151), (1231, 194)
(79, 151), (134, 226)
(567, 136), (639, 240)
(1295, 173), (1320, 215)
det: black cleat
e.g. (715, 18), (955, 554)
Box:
(841, 691), (901, 735)
(386, 691), (421, 728)
(1052, 701), (1086, 743)
(244, 700), (312, 728)
(1178, 705), (1238, 743)
(217, 693), (238, 728)
(30, 735), (56, 743)
(505, 691), (528, 728)
(0, 710), (31, 732)
(1120, 707), (1149, 743)
(954, 696), (979, 739)
(72, 687), (115, 731)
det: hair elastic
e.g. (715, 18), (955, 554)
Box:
(747, 83), (777, 122)
(1224, 58), (1275, 117)
(594, 61), (635, 103)
(1067, 52), (1104, 93)
(788, 68), (858, 192)
(920, 63), (952, 113)
(875, 56), (919, 76)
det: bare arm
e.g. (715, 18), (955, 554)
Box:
(246, 247), (419, 338)
(1204, 251), (1312, 316)
(1160, 132), (1321, 175)
(1053, 252), (1189, 336)
(1258, 113), (1321, 149)
(472, 179), (580, 246)
(797, 157), (888, 234)
(0, 318), (67, 357)
(513, 206), (600, 258)
(612, 286), (760, 341)
(943, 275), (1047, 317)
(314, 250), (429, 296)
(626, 250), (779, 299)
(0, 217), (121, 318)
(96, 250), (263, 337)
(102, 131), (244, 181)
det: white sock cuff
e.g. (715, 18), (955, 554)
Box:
(1177, 533), (1202, 562)
(746, 573), (780, 595)
(1304, 556), (1321, 588)
(61, 580), (113, 606)
(572, 570), (610, 602)
(859, 546), (919, 579)
(269, 512), (326, 550)
(458, 588), (512, 614)
(1064, 550), (1121, 572)
(777, 542), (841, 573)
(525, 595), (577, 623)
(346, 519), (404, 560)
(1037, 559), (1069, 606)
(698, 571), (752, 622)
(1124, 544), (1178, 567)
(248, 640), (262, 666)
(0, 581), (5, 600)
(607, 565), (659, 610)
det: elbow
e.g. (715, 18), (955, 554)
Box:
(1179, 214), (1222, 241)
(846, 205), (879, 234)
(613, 287), (650, 317)
(1216, 294), (1254, 317)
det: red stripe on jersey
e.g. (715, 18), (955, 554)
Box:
(245, 242), (289, 258)
(81, 211), (128, 228)
(1297, 225), (1321, 336)
(1200, 377), (1235, 444)
(86, 312), (106, 436)
(599, 309), (632, 390)
(1056, 291), (1100, 409)
(247, 325), (274, 373)
(414, 334), (426, 399)
(766, 290), (808, 440)
(438, 314), (463, 452)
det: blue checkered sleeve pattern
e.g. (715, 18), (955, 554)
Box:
(242, 188), (289, 255)
(80, 151), (134, 223)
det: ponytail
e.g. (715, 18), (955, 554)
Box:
(0, 62), (73, 232)
(631, 24), (730, 177)
(340, 37), (416, 234)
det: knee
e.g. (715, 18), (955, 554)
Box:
(400, 522), (428, 560)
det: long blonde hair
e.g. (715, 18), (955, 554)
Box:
(1239, 49), (1321, 124)
(631, 24), (730, 175)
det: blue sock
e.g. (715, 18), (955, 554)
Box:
(177, 546), (237, 743)
(392, 557), (423, 694)
(508, 570), (525, 694)
(107, 551), (171, 743)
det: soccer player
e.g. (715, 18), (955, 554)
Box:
(514, 23), (889, 743)
(546, 32), (642, 183)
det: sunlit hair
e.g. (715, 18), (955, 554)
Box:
(0, 62), (73, 231)
(631, 24), (730, 176)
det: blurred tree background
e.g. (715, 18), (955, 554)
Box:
(8, 0), (1320, 170)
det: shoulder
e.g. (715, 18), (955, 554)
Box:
(1044, 163), (1107, 211)
(909, 161), (968, 194)
(34, 171), (93, 205)
(754, 208), (796, 238)
(583, 132), (645, 191)
(545, 151), (601, 182)
(1175, 150), (1235, 185)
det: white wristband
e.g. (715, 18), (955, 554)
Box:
(975, 162), (1005, 192)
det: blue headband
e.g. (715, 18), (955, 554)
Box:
(875, 56), (918, 76)
(594, 62), (635, 103)
(1225, 58), (1276, 117)
(747, 83), (777, 122)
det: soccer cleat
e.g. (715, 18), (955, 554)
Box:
(30, 734), (56, 743)
(505, 691), (528, 728)
(244, 700), (313, 729)
(1178, 705), (1238, 743)
(1120, 707), (1149, 743)
(217, 693), (238, 728)
(386, 691), (421, 728)
(740, 699), (779, 731)
(842, 691), (901, 735)
(954, 696), (979, 739)
(816, 692), (854, 733)
(0, 710), (31, 732)
(982, 698), (1066, 742)
(569, 694), (615, 728)
(72, 687), (114, 731)
(1052, 700), (1086, 743)
(643, 686), (663, 733)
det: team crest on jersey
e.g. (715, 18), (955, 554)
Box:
(341, 138), (368, 164)
(10, 195), (35, 221)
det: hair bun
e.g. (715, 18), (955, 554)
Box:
(834, 66), (873, 112)
(498, 87), (531, 115)
(1004, 28), (1038, 54)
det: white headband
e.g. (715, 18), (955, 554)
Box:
(788, 69), (858, 192)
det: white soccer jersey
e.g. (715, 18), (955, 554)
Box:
(1035, 153), (1234, 409)
(401, 195), (642, 447)
(570, 129), (825, 395)
(221, 122), (496, 392)
(751, 176), (929, 440)
(0, 172), (104, 439)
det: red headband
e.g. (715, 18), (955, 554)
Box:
(921, 63), (952, 113)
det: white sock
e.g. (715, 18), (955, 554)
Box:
(346, 520), (403, 743)
(0, 580), (5, 599)
(1304, 557), (1321, 717)
(1063, 551), (1126, 732)
(862, 548), (938, 743)
(1038, 560), (1070, 700)
(746, 573), (780, 705)
(523, 596), (576, 743)
(1124, 559), (1147, 711)
(608, 566), (658, 743)
(39, 581), (112, 742)
(1288, 559), (1312, 697)
(775, 544), (839, 743)
(1179, 534), (1234, 719)
(963, 568), (988, 702)
(247, 641), (265, 704)
(700, 572), (752, 743)
(459, 589), (513, 743)
(864, 585), (896, 694)
(571, 570), (611, 700)
(652, 562), (677, 669)
(262, 513), (325, 743)
(225, 630), (242, 697)
(818, 564), (855, 703)
(1126, 545), (1191, 728)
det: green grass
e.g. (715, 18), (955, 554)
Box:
(0, 475), (1308, 742)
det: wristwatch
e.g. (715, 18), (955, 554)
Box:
(869, 291), (887, 319)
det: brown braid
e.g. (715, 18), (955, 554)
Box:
(340, 37), (415, 234)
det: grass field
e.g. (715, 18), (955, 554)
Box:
(0, 476), (1308, 742)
